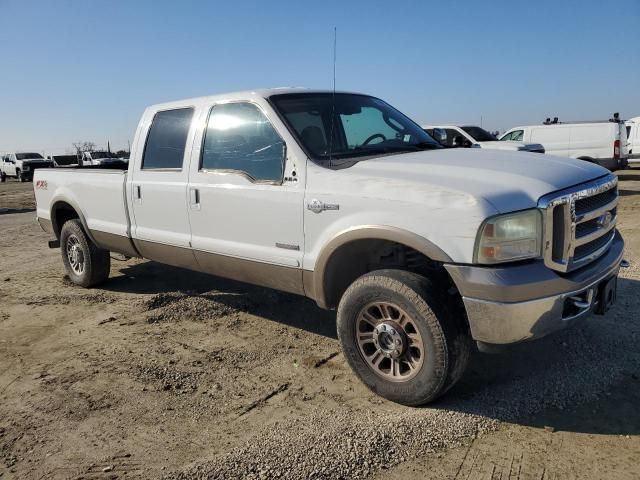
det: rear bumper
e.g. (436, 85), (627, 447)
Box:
(445, 231), (624, 344)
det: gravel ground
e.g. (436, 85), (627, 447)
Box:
(0, 171), (639, 479)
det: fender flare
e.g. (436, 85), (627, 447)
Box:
(306, 225), (452, 309)
(50, 196), (97, 245)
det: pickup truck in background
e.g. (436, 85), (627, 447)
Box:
(500, 117), (629, 171)
(1, 152), (53, 182)
(80, 151), (128, 167)
(423, 124), (545, 153)
(34, 88), (624, 405)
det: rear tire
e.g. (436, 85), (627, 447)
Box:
(60, 219), (110, 287)
(0, 172), (5, 182)
(336, 269), (471, 406)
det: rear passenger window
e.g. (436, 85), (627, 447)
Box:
(201, 102), (285, 183)
(142, 108), (194, 170)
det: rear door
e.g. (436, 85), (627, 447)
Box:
(629, 123), (640, 160)
(4, 155), (17, 176)
(129, 107), (198, 268)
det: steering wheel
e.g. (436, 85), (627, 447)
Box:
(362, 133), (386, 146)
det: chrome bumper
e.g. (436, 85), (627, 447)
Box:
(445, 231), (624, 345)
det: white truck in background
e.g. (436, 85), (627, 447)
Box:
(34, 88), (625, 406)
(626, 117), (639, 165)
(423, 125), (545, 153)
(500, 116), (629, 171)
(79, 151), (127, 167)
(1, 152), (53, 182)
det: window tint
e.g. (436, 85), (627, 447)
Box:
(142, 108), (193, 169)
(460, 126), (497, 142)
(444, 129), (465, 146)
(201, 103), (284, 182)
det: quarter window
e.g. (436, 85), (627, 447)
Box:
(201, 103), (285, 183)
(142, 108), (194, 170)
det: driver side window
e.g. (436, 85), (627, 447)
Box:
(502, 130), (523, 141)
(340, 107), (401, 147)
(201, 102), (285, 183)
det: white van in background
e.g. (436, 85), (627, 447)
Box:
(626, 117), (639, 165)
(424, 125), (545, 153)
(500, 117), (628, 171)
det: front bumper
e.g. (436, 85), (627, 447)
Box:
(445, 231), (624, 345)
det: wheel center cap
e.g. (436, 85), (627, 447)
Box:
(373, 322), (406, 359)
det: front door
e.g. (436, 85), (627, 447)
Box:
(4, 156), (16, 176)
(129, 107), (198, 269)
(187, 101), (304, 293)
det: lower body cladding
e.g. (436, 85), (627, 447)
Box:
(446, 231), (624, 345)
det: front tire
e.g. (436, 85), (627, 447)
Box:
(60, 219), (110, 287)
(0, 172), (5, 182)
(337, 269), (471, 406)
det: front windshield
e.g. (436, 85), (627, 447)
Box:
(15, 153), (44, 160)
(460, 126), (497, 142)
(270, 93), (440, 164)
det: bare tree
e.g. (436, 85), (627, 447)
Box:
(72, 141), (96, 157)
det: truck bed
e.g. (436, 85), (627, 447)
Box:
(34, 168), (132, 243)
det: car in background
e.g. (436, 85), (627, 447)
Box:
(424, 125), (545, 153)
(500, 116), (628, 171)
(626, 117), (639, 165)
(1, 152), (53, 182)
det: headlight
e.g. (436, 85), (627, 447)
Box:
(22, 165), (30, 171)
(474, 209), (542, 264)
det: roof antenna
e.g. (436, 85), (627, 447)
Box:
(328, 26), (337, 167)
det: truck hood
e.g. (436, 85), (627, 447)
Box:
(348, 148), (608, 213)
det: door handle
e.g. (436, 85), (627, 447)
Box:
(135, 185), (142, 201)
(189, 187), (200, 210)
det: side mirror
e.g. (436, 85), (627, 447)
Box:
(432, 128), (447, 144)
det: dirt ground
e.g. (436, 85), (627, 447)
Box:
(0, 171), (639, 479)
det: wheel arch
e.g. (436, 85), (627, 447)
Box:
(50, 199), (96, 244)
(307, 226), (454, 310)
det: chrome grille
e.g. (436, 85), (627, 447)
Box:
(539, 174), (618, 273)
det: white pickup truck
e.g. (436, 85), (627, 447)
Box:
(1, 152), (53, 182)
(34, 89), (624, 405)
(423, 125), (545, 153)
(80, 151), (128, 167)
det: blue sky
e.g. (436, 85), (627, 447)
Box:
(1, 0), (638, 154)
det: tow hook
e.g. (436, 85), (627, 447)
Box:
(620, 259), (630, 268)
